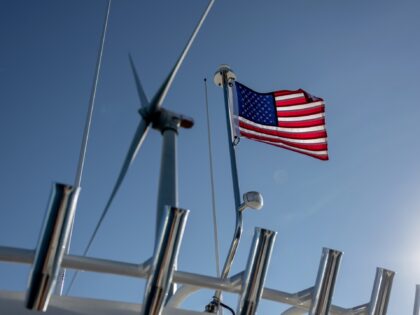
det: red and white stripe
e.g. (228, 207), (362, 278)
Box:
(237, 89), (328, 160)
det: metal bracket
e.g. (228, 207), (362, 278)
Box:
(214, 65), (236, 87)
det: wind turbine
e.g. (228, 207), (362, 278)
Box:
(66, 0), (216, 294)
(85, 0), (215, 251)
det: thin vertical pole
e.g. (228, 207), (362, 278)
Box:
(204, 78), (221, 278)
(75, 0), (112, 189)
(59, 0), (112, 295)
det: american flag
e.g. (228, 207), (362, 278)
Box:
(234, 81), (328, 160)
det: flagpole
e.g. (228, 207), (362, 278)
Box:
(217, 65), (241, 211)
(216, 65), (243, 280)
(206, 65), (242, 312)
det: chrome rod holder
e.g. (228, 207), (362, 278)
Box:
(367, 267), (395, 315)
(141, 206), (189, 315)
(237, 228), (277, 315)
(309, 248), (342, 315)
(26, 182), (80, 311)
(413, 285), (420, 315)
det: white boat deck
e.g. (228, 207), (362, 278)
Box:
(0, 291), (204, 315)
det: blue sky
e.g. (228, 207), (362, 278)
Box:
(1, 0), (420, 314)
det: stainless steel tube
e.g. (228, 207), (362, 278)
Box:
(141, 206), (189, 315)
(26, 182), (80, 311)
(207, 65), (243, 311)
(237, 228), (277, 315)
(216, 64), (242, 282)
(367, 267), (395, 315)
(413, 285), (420, 315)
(309, 248), (342, 315)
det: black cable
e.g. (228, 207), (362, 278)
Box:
(220, 301), (235, 315)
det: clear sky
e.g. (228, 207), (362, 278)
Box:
(1, 0), (420, 314)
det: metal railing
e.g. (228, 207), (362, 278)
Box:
(0, 243), (396, 315)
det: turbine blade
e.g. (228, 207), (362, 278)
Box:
(149, 0), (216, 113)
(82, 118), (151, 256)
(129, 54), (149, 108)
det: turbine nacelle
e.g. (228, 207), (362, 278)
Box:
(142, 107), (194, 131)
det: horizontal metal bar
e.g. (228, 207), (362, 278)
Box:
(0, 246), (151, 278)
(0, 245), (369, 314)
(0, 246), (33, 264)
(65, 254), (152, 278)
(265, 287), (312, 306)
(0, 246), (311, 306)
